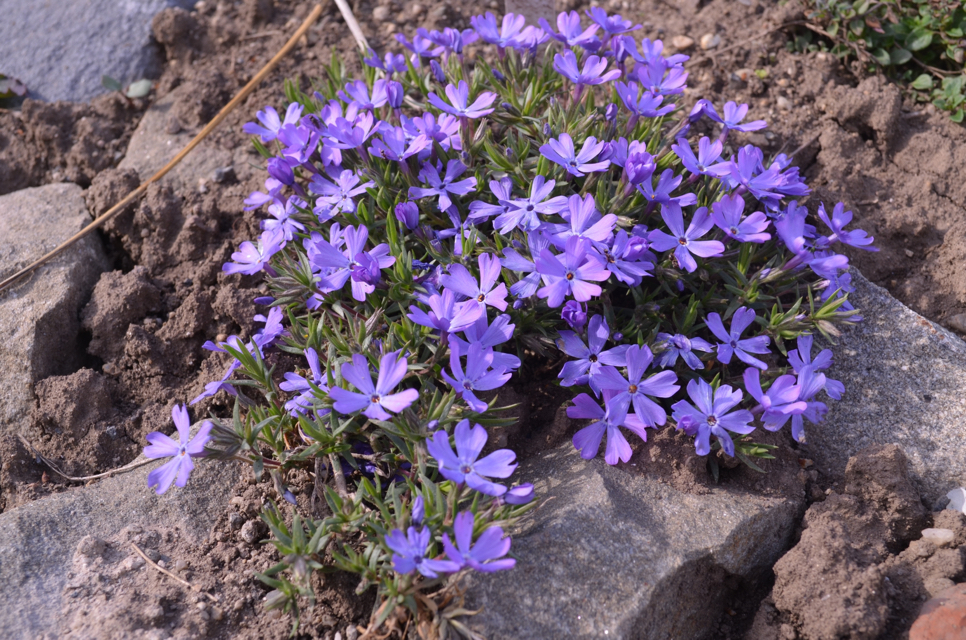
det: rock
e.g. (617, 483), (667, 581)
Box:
(0, 184), (109, 443)
(0, 456), (239, 639)
(212, 166), (236, 184)
(921, 528), (956, 547)
(910, 583), (966, 640)
(776, 96), (792, 111)
(807, 270), (966, 503)
(372, 5), (390, 22)
(947, 314), (966, 334)
(948, 487), (966, 514)
(672, 35), (695, 50)
(699, 33), (721, 50)
(0, 0), (196, 102)
(504, 0), (556, 24)
(240, 519), (268, 545)
(463, 444), (803, 639)
(118, 83), (246, 193)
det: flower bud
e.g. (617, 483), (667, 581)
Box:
(430, 60), (446, 84)
(386, 80), (404, 109)
(542, 122), (553, 137)
(492, 68), (506, 82)
(411, 495), (425, 525)
(504, 483), (535, 505)
(561, 300), (587, 332)
(395, 202), (420, 230)
(612, 332), (623, 341)
(267, 157), (295, 186)
(605, 103), (618, 121)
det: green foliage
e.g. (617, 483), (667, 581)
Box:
(801, 0), (966, 122)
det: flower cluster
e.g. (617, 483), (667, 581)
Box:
(144, 7), (872, 631)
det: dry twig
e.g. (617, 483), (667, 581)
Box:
(130, 542), (221, 604)
(18, 434), (153, 482)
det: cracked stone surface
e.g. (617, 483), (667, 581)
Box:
(0, 183), (109, 443)
(463, 444), (804, 639)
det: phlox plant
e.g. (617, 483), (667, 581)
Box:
(144, 7), (874, 635)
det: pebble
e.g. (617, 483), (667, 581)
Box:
(233, 600), (245, 612)
(345, 626), (358, 640)
(372, 5), (390, 21)
(144, 603), (165, 624)
(212, 166), (236, 184)
(947, 316), (966, 335)
(947, 487), (966, 513)
(165, 116), (182, 135)
(197, 179), (208, 194)
(905, 248), (915, 258)
(732, 68), (753, 82)
(229, 513), (245, 531)
(240, 520), (268, 545)
(776, 96), (792, 111)
(76, 536), (106, 558)
(699, 33), (720, 50)
(175, 559), (189, 572)
(671, 35), (694, 50)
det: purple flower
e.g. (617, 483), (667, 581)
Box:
(596, 229), (654, 286)
(788, 334), (844, 399)
(706, 307), (771, 370)
(309, 169), (374, 221)
(408, 289), (459, 336)
(561, 300), (587, 331)
(501, 233), (549, 299)
(636, 168), (696, 207)
(411, 495), (425, 525)
(585, 7), (640, 36)
(338, 79), (388, 110)
(672, 379), (755, 456)
(329, 350), (419, 421)
(818, 202), (877, 251)
(789, 367), (829, 443)
(409, 160), (478, 211)
(743, 368), (806, 432)
(615, 81), (676, 118)
(540, 133), (610, 177)
(386, 81), (405, 109)
(308, 225), (394, 302)
(223, 230), (284, 276)
(145, 405), (212, 495)
(470, 12), (526, 48)
(428, 80), (496, 118)
(253, 306), (285, 349)
(426, 419), (517, 496)
(421, 26), (478, 57)
(539, 11), (601, 49)
(279, 347), (330, 417)
(655, 333), (714, 370)
(451, 313), (520, 372)
(441, 341), (511, 413)
(728, 145), (782, 202)
(369, 126), (431, 163)
(468, 177), (514, 223)
(596, 345), (680, 426)
(363, 49), (407, 74)
(263, 196), (305, 242)
(322, 112), (377, 150)
(443, 511), (515, 572)
(496, 175), (568, 234)
(385, 527), (460, 578)
(440, 253), (508, 329)
(189, 370), (237, 406)
(406, 112), (462, 153)
(395, 202), (420, 230)
(243, 103), (302, 142)
(550, 194), (617, 249)
(635, 58), (688, 97)
(647, 204), (724, 273)
(569, 390), (651, 464)
(395, 32), (439, 64)
(504, 483), (535, 505)
(535, 236), (611, 307)
(557, 314), (630, 392)
(707, 100), (767, 133)
(710, 194), (771, 244)
(671, 137), (731, 178)
(553, 50), (620, 85)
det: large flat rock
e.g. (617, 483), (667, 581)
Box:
(0, 456), (240, 639)
(807, 270), (966, 503)
(0, 0), (195, 102)
(464, 444), (803, 639)
(0, 183), (109, 441)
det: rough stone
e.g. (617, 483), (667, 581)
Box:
(805, 270), (966, 503)
(117, 84), (248, 193)
(0, 456), (239, 639)
(463, 444), (803, 639)
(0, 0), (196, 102)
(504, 0), (556, 24)
(0, 184), (109, 442)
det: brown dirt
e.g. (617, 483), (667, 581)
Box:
(4, 0), (966, 637)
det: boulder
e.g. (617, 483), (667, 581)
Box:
(0, 455), (240, 639)
(0, 0), (196, 102)
(0, 183), (109, 442)
(464, 444), (804, 639)
(805, 270), (966, 503)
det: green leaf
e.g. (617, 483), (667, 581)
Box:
(890, 48), (913, 65)
(911, 73), (934, 90)
(906, 27), (934, 51)
(101, 75), (123, 92)
(871, 47), (891, 66)
(125, 79), (153, 98)
(951, 108), (965, 123)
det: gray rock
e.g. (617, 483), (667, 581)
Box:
(464, 444), (803, 639)
(117, 84), (252, 193)
(0, 0), (196, 102)
(0, 183), (109, 442)
(0, 456), (240, 639)
(504, 0), (556, 24)
(805, 270), (966, 503)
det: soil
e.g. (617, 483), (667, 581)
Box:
(2, 0), (965, 637)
